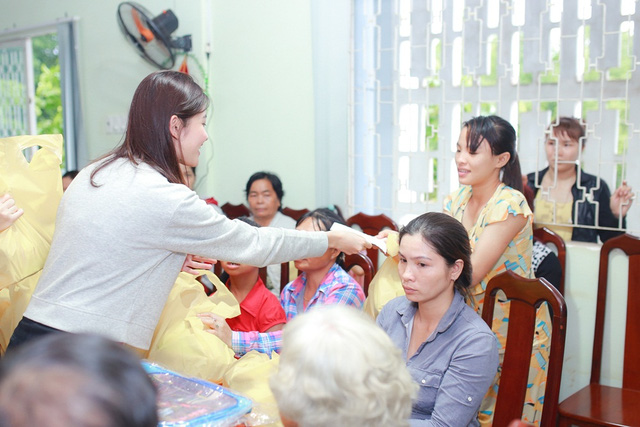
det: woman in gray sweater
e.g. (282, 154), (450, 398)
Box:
(8, 71), (369, 352)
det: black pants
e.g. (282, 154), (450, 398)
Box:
(6, 317), (64, 354)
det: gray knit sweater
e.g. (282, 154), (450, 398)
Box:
(24, 158), (327, 349)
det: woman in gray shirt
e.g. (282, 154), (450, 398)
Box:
(377, 212), (499, 426)
(8, 71), (369, 352)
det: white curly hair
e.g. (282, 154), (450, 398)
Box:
(270, 305), (416, 427)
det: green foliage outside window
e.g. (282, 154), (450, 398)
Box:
(32, 33), (64, 167)
(32, 33), (62, 136)
(35, 64), (62, 135)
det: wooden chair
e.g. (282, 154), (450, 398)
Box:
(346, 212), (398, 274)
(259, 262), (291, 295)
(343, 252), (375, 297)
(533, 226), (567, 295)
(481, 270), (567, 427)
(220, 202), (250, 220)
(281, 207), (309, 222)
(558, 233), (640, 427)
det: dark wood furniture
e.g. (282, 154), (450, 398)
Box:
(281, 207), (310, 222)
(220, 202), (250, 220)
(258, 262), (291, 295)
(346, 212), (398, 274)
(482, 270), (567, 427)
(558, 233), (640, 427)
(343, 252), (375, 297)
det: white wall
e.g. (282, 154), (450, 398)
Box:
(204, 0), (316, 208)
(0, 0), (351, 211)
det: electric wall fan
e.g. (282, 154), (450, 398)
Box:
(117, 2), (192, 69)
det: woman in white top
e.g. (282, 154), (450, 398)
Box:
(8, 71), (369, 352)
(245, 171), (297, 293)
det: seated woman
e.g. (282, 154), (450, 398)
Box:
(445, 115), (533, 310)
(245, 171), (296, 293)
(377, 212), (499, 426)
(526, 116), (634, 243)
(219, 217), (286, 333)
(199, 208), (365, 356)
(374, 116), (538, 423)
(271, 305), (416, 427)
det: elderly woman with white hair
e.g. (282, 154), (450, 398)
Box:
(270, 304), (417, 427)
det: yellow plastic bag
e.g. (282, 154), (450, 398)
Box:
(223, 351), (282, 427)
(0, 135), (63, 288)
(363, 256), (405, 320)
(145, 270), (240, 383)
(0, 135), (63, 352)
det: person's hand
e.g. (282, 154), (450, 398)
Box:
(326, 230), (372, 255)
(610, 181), (634, 218)
(375, 229), (399, 257)
(197, 312), (232, 348)
(181, 255), (217, 275)
(0, 194), (24, 232)
(375, 229), (393, 240)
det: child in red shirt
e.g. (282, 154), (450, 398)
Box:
(220, 217), (286, 333)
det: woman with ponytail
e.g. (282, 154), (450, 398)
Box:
(374, 116), (539, 423)
(444, 115), (532, 310)
(444, 115), (541, 424)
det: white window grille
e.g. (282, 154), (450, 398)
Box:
(350, 0), (639, 235)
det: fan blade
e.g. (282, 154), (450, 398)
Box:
(132, 8), (154, 42)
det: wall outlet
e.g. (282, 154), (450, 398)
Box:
(106, 114), (128, 135)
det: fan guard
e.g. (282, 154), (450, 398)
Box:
(117, 2), (192, 69)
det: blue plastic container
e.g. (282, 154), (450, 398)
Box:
(143, 362), (252, 427)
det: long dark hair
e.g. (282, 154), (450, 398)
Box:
(399, 212), (472, 300)
(296, 208), (347, 268)
(462, 115), (523, 192)
(90, 71), (209, 186)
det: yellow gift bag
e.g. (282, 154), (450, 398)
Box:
(145, 270), (240, 383)
(223, 351), (282, 427)
(363, 256), (405, 320)
(0, 135), (63, 352)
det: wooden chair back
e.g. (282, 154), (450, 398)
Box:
(346, 212), (398, 274)
(482, 271), (567, 427)
(533, 226), (567, 294)
(220, 202), (250, 220)
(558, 233), (640, 426)
(281, 207), (310, 222)
(259, 262), (291, 295)
(591, 233), (640, 388)
(343, 252), (375, 296)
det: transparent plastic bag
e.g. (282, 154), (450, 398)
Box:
(143, 361), (252, 427)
